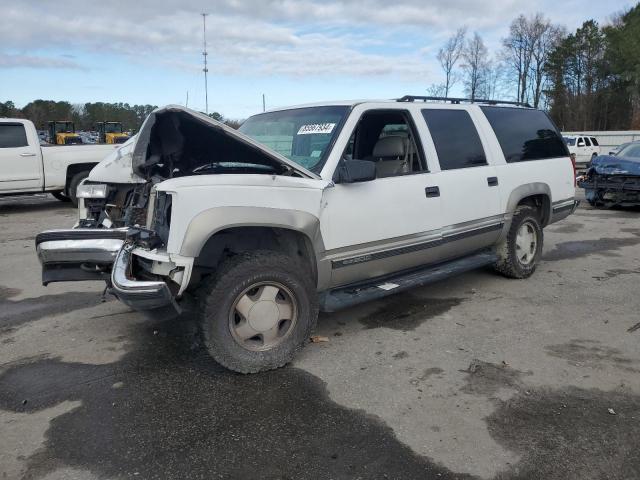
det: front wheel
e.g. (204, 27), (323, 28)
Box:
(67, 171), (90, 207)
(494, 205), (543, 279)
(198, 251), (318, 373)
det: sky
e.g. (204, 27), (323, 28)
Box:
(0, 0), (634, 119)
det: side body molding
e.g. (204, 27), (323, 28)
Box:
(178, 206), (330, 288)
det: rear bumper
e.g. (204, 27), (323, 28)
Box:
(36, 229), (128, 285)
(110, 245), (174, 311)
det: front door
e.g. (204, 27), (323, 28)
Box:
(321, 108), (444, 287)
(0, 122), (42, 193)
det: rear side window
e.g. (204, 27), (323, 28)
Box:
(422, 109), (486, 170)
(591, 137), (599, 146)
(480, 107), (568, 163)
(584, 137), (592, 147)
(0, 124), (28, 148)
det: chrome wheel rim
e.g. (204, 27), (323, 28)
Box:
(515, 221), (538, 266)
(228, 281), (298, 351)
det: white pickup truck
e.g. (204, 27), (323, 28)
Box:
(36, 98), (578, 373)
(0, 118), (119, 205)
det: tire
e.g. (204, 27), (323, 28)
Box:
(67, 171), (90, 207)
(51, 191), (71, 202)
(198, 250), (318, 373)
(494, 205), (543, 279)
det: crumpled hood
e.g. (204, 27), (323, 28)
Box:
(590, 155), (640, 176)
(88, 136), (147, 184)
(131, 105), (319, 180)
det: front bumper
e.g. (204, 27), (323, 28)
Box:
(36, 229), (128, 285)
(110, 245), (174, 310)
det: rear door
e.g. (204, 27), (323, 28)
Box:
(575, 137), (589, 163)
(0, 121), (43, 193)
(420, 107), (503, 257)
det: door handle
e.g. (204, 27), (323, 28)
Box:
(20, 152), (36, 157)
(487, 176), (499, 187)
(425, 186), (440, 197)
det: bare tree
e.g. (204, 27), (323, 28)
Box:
(461, 32), (489, 100)
(426, 83), (446, 97)
(436, 27), (467, 97)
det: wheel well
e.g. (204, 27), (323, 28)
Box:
(65, 163), (96, 192)
(193, 226), (317, 288)
(517, 194), (550, 226)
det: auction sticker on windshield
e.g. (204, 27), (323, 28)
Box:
(297, 123), (336, 135)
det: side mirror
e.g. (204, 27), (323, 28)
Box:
(334, 159), (376, 184)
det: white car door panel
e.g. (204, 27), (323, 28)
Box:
(0, 122), (43, 192)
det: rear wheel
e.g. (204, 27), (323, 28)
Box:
(494, 205), (543, 279)
(67, 171), (90, 207)
(198, 251), (318, 373)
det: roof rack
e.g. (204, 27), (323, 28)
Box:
(397, 95), (531, 108)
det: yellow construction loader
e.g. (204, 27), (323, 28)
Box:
(47, 121), (83, 145)
(96, 121), (130, 144)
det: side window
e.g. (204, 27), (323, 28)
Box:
(591, 137), (599, 146)
(480, 107), (568, 162)
(584, 137), (592, 147)
(577, 137), (585, 147)
(422, 109), (486, 170)
(344, 110), (425, 178)
(0, 124), (28, 148)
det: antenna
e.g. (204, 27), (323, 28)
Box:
(201, 13), (209, 114)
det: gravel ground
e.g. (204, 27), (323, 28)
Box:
(0, 191), (639, 480)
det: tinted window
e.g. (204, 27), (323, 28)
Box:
(563, 137), (576, 146)
(422, 109), (486, 170)
(591, 137), (599, 146)
(584, 137), (591, 147)
(577, 137), (585, 146)
(0, 124), (28, 148)
(481, 107), (568, 163)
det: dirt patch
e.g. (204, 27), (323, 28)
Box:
(0, 290), (105, 334)
(545, 339), (639, 372)
(0, 285), (21, 301)
(460, 360), (531, 396)
(0, 317), (477, 480)
(592, 267), (640, 281)
(487, 387), (640, 480)
(359, 294), (463, 331)
(543, 236), (640, 261)
(549, 222), (583, 234)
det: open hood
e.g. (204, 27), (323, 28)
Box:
(131, 105), (319, 180)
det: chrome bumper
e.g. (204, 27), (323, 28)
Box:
(36, 228), (128, 285)
(110, 245), (174, 311)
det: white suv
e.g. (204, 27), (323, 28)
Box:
(37, 96), (577, 373)
(563, 135), (600, 165)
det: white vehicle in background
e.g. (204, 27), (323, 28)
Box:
(36, 97), (577, 373)
(0, 118), (120, 205)
(563, 135), (600, 165)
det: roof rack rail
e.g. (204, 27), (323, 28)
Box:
(397, 95), (532, 108)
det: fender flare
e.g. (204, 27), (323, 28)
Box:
(504, 182), (552, 226)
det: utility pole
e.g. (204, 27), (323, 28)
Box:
(186, 91), (189, 108)
(201, 13), (209, 114)
(262, 93), (266, 112)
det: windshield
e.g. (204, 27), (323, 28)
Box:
(105, 123), (122, 133)
(563, 137), (576, 146)
(239, 106), (348, 171)
(618, 143), (640, 158)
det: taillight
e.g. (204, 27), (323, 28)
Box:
(570, 155), (577, 186)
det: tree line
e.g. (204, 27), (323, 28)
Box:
(431, 3), (640, 130)
(0, 100), (242, 132)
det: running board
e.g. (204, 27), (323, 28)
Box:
(319, 250), (497, 312)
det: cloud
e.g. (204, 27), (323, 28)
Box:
(0, 53), (85, 70)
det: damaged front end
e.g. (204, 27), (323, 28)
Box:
(578, 155), (640, 207)
(36, 105), (315, 310)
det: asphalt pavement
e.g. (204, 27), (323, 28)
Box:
(1, 191), (639, 480)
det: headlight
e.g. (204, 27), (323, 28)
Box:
(76, 183), (108, 199)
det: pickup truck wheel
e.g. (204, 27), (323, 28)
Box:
(494, 205), (543, 279)
(67, 171), (89, 207)
(198, 251), (318, 373)
(51, 191), (71, 202)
